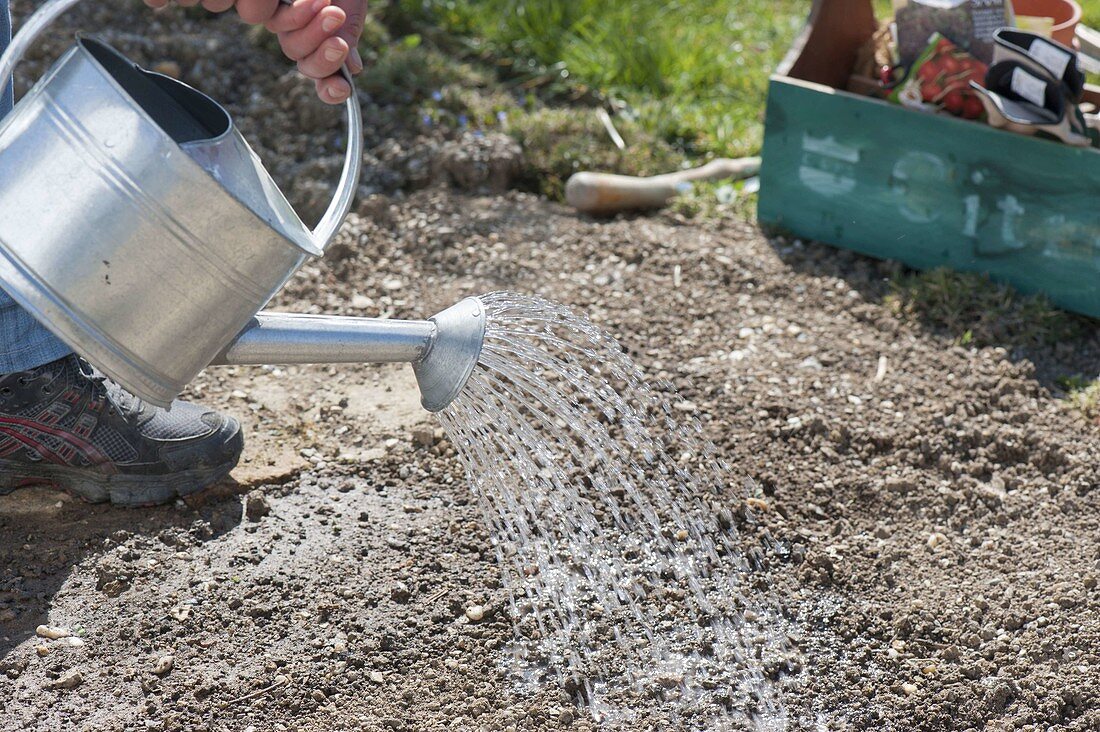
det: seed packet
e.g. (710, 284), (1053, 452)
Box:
(888, 33), (988, 119)
(894, 0), (1011, 65)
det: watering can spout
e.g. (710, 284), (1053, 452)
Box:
(212, 297), (486, 413)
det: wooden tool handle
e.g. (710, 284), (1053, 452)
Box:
(565, 157), (761, 215)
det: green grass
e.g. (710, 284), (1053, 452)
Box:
(667, 178), (759, 220)
(1058, 375), (1100, 420)
(397, 0), (810, 160)
(1080, 2), (1100, 29)
(884, 268), (1085, 348)
(504, 109), (684, 198)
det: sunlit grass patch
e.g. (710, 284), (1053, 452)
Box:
(1058, 374), (1100, 420)
(666, 179), (759, 221)
(398, 0), (808, 159)
(884, 268), (1085, 348)
(505, 108), (684, 199)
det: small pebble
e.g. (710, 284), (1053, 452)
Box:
(35, 644), (49, 657)
(745, 497), (769, 512)
(312, 689), (327, 702)
(411, 427), (436, 447)
(245, 491), (270, 522)
(369, 670), (384, 684)
(152, 655), (174, 675)
(926, 532), (948, 550)
(465, 605), (485, 622)
(48, 671), (82, 690)
(36, 625), (71, 640)
(901, 682), (918, 696)
(390, 582), (411, 603)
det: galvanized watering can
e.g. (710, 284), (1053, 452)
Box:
(0, 0), (485, 412)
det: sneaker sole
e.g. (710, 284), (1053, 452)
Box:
(0, 457), (242, 507)
(0, 421), (245, 507)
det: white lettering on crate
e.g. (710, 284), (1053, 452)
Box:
(890, 151), (948, 224)
(798, 133), (859, 197)
(794, 134), (1100, 268)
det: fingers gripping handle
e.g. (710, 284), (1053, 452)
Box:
(0, 0), (363, 251)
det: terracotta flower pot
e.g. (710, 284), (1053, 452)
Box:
(1011, 0), (1082, 47)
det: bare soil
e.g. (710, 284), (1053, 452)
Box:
(5, 5), (1100, 731)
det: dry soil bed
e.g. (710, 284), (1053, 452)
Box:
(5, 5), (1100, 732)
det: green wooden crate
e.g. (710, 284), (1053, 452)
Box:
(758, 0), (1100, 318)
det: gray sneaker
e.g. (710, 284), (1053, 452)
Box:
(0, 355), (243, 506)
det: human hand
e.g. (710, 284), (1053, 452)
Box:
(265, 0), (367, 104)
(141, 0), (367, 105)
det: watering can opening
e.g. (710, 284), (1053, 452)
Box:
(77, 36), (231, 146)
(70, 35), (319, 257)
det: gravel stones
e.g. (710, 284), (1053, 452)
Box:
(244, 491), (271, 522)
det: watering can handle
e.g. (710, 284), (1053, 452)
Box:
(0, 0), (363, 251)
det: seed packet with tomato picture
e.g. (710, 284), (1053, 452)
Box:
(888, 33), (987, 120)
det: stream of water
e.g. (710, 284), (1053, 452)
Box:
(437, 292), (792, 729)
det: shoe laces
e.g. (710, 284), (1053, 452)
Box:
(73, 356), (145, 422)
